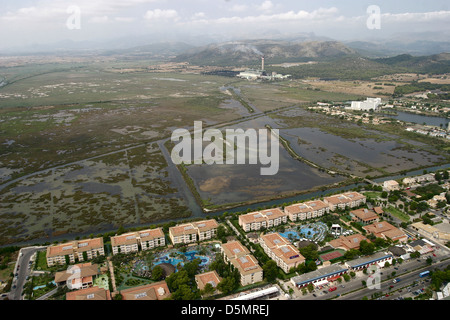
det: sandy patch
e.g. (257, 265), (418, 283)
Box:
(199, 176), (231, 195)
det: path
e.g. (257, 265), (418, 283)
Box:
(107, 257), (118, 294)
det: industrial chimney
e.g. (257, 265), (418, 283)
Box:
(261, 56), (265, 71)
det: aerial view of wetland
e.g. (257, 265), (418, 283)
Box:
(0, 47), (449, 246)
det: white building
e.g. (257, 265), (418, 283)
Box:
(383, 180), (400, 191)
(347, 98), (382, 111)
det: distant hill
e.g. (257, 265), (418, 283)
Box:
(346, 39), (450, 58)
(265, 53), (450, 81)
(172, 40), (357, 66)
(373, 53), (450, 74)
(103, 42), (195, 57)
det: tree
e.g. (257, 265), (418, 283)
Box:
(217, 276), (237, 295)
(443, 171), (449, 180)
(172, 284), (198, 300)
(343, 274), (351, 282)
(359, 241), (375, 255)
(209, 254), (228, 277)
(201, 283), (216, 297)
(306, 260), (317, 272)
(217, 225), (228, 243)
(263, 260), (278, 282)
(435, 172), (442, 181)
(152, 266), (164, 281)
(307, 283), (314, 293)
(184, 259), (201, 278)
(166, 270), (190, 292)
(299, 244), (319, 261)
(344, 249), (359, 260)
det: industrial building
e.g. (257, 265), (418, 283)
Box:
(238, 56), (290, 81)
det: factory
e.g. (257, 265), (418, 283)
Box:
(238, 57), (290, 81)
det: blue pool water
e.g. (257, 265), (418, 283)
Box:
(153, 251), (210, 269)
(280, 228), (317, 240)
(33, 281), (56, 291)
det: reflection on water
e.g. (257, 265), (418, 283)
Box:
(281, 127), (443, 175)
(80, 182), (122, 196)
(187, 138), (344, 206)
(386, 110), (449, 127)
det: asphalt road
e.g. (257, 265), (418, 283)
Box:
(294, 252), (449, 300)
(9, 247), (45, 300)
(338, 259), (450, 300)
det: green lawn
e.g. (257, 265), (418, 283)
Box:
(384, 206), (410, 222)
(363, 191), (382, 199)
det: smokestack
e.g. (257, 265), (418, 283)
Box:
(261, 56), (265, 71)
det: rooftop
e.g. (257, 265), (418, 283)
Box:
(346, 252), (393, 268)
(66, 286), (111, 301)
(120, 281), (171, 301)
(291, 264), (348, 286)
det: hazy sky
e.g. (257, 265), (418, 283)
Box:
(0, 0), (449, 50)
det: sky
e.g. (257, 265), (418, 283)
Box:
(0, 0), (449, 50)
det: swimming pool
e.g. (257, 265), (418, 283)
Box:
(280, 222), (328, 242)
(153, 251), (210, 269)
(33, 281), (56, 291)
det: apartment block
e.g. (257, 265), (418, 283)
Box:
(238, 208), (287, 232)
(111, 228), (165, 255)
(259, 233), (305, 274)
(169, 219), (219, 245)
(46, 238), (105, 267)
(221, 241), (263, 286)
(285, 200), (330, 222)
(323, 192), (366, 211)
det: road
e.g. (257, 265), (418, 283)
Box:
(9, 247), (46, 300)
(338, 259), (450, 300)
(293, 252), (449, 300)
